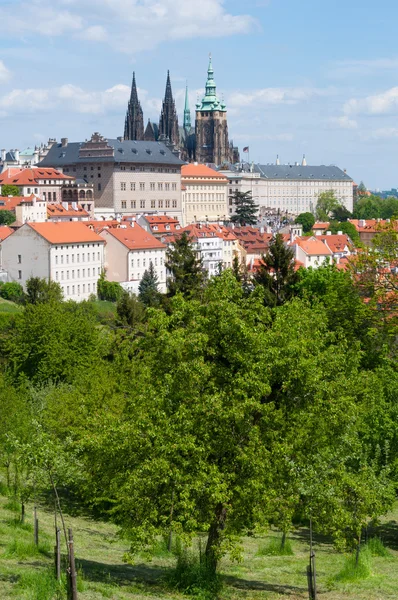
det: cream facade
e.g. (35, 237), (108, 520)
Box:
(181, 164), (228, 225)
(15, 196), (47, 222)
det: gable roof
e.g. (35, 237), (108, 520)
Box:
(317, 234), (353, 253)
(182, 164), (228, 179)
(47, 203), (89, 218)
(102, 224), (166, 250)
(294, 236), (333, 256)
(27, 221), (104, 244)
(0, 226), (13, 241)
(0, 167), (73, 186)
(0, 194), (42, 211)
(255, 164), (353, 181)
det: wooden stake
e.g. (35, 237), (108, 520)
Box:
(54, 528), (61, 581)
(67, 528), (78, 600)
(34, 506), (39, 546)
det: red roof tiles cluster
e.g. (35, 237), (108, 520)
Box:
(102, 224), (166, 250)
(0, 167), (73, 186)
(27, 221), (104, 244)
(0, 194), (41, 211)
(181, 164), (228, 180)
(47, 203), (89, 219)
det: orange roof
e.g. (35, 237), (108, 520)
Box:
(47, 203), (88, 218)
(349, 219), (398, 233)
(0, 226), (13, 241)
(312, 222), (330, 230)
(181, 164), (228, 180)
(0, 194), (41, 211)
(0, 167), (73, 186)
(85, 220), (121, 233)
(27, 222), (104, 244)
(295, 237), (333, 256)
(144, 215), (180, 225)
(102, 224), (165, 250)
(318, 234), (353, 253)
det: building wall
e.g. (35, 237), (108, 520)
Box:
(195, 111), (230, 165)
(101, 231), (129, 282)
(182, 178), (228, 224)
(49, 241), (104, 301)
(2, 226), (50, 285)
(15, 199), (47, 223)
(127, 247), (166, 293)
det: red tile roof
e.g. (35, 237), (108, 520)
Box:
(349, 219), (398, 233)
(295, 237), (333, 256)
(85, 220), (121, 233)
(47, 203), (88, 218)
(102, 224), (165, 250)
(0, 226), (13, 241)
(312, 222), (330, 230)
(317, 234), (353, 254)
(181, 164), (228, 180)
(0, 167), (73, 186)
(0, 194), (41, 211)
(27, 221), (104, 244)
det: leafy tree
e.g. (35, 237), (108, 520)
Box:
(327, 221), (360, 245)
(254, 233), (298, 306)
(357, 181), (367, 194)
(0, 210), (16, 225)
(139, 262), (161, 307)
(166, 232), (206, 297)
(295, 212), (315, 233)
(1, 184), (20, 197)
(97, 271), (123, 302)
(230, 191), (259, 225)
(331, 205), (352, 222)
(25, 277), (63, 304)
(353, 195), (382, 219)
(0, 281), (24, 303)
(116, 290), (145, 328)
(315, 190), (342, 221)
(380, 197), (398, 219)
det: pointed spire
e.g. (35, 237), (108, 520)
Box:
(159, 70), (179, 147)
(124, 71), (144, 140)
(184, 83), (191, 133)
(301, 154), (307, 166)
(130, 72), (139, 102)
(164, 70), (173, 102)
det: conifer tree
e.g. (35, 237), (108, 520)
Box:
(138, 262), (161, 307)
(165, 232), (205, 297)
(230, 191), (259, 225)
(254, 233), (298, 306)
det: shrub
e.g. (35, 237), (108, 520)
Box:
(167, 548), (222, 599)
(0, 281), (25, 303)
(257, 535), (294, 556)
(367, 536), (391, 557)
(4, 497), (20, 512)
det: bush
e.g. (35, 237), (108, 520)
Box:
(167, 548), (222, 599)
(0, 281), (25, 303)
(97, 272), (123, 302)
(4, 497), (20, 512)
(257, 534), (294, 556)
(367, 536), (391, 557)
(333, 546), (371, 582)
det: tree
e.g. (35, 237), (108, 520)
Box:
(25, 277), (63, 304)
(327, 221), (360, 245)
(315, 190), (342, 221)
(116, 290), (145, 328)
(353, 195), (382, 219)
(0, 210), (16, 225)
(254, 233), (298, 306)
(295, 212), (315, 233)
(230, 191), (259, 226)
(380, 197), (398, 219)
(165, 232), (206, 297)
(138, 262), (161, 307)
(331, 205), (352, 222)
(1, 184), (20, 197)
(0, 281), (24, 303)
(97, 271), (123, 302)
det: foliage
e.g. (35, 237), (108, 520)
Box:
(167, 547), (222, 599)
(353, 195), (398, 219)
(333, 546), (371, 582)
(257, 535), (294, 556)
(139, 262), (161, 307)
(230, 191), (259, 226)
(326, 221), (360, 245)
(254, 233), (298, 305)
(165, 232), (206, 298)
(25, 277), (63, 305)
(0, 210), (16, 225)
(331, 204), (352, 222)
(97, 271), (123, 302)
(116, 291), (145, 329)
(0, 282), (24, 304)
(295, 212), (315, 233)
(367, 536), (391, 557)
(315, 190), (342, 221)
(1, 184), (20, 197)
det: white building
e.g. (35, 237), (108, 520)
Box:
(100, 223), (167, 294)
(291, 236), (333, 268)
(1, 222), (105, 301)
(221, 160), (354, 217)
(0, 167), (74, 203)
(181, 163), (229, 225)
(169, 224), (224, 277)
(0, 194), (47, 223)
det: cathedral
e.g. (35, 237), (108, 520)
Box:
(123, 57), (239, 165)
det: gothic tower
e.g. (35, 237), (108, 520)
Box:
(195, 56), (231, 166)
(183, 84), (191, 136)
(124, 72), (144, 141)
(158, 71), (180, 147)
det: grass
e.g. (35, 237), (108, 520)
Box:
(0, 298), (23, 314)
(0, 487), (397, 599)
(257, 534), (294, 556)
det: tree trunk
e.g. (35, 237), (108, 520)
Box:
(281, 531), (286, 550)
(205, 504), (227, 574)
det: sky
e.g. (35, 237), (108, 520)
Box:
(0, 0), (398, 189)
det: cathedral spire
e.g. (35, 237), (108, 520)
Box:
(124, 72), (144, 140)
(159, 70), (179, 147)
(183, 83), (191, 133)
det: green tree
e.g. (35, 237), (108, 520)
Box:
(331, 205), (352, 222)
(116, 290), (145, 328)
(1, 184), (20, 197)
(295, 212), (315, 233)
(230, 191), (259, 225)
(358, 181), (367, 194)
(0, 281), (24, 303)
(353, 195), (382, 219)
(0, 210), (16, 225)
(380, 197), (398, 219)
(139, 262), (161, 307)
(315, 190), (342, 221)
(97, 271), (123, 302)
(166, 232), (206, 297)
(25, 277), (63, 305)
(254, 233), (298, 306)
(327, 221), (360, 245)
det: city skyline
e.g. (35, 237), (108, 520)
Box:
(1, 0), (398, 188)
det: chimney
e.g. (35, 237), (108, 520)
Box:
(359, 219), (366, 228)
(14, 149), (20, 162)
(61, 138), (68, 148)
(276, 154), (280, 166)
(1, 149), (6, 162)
(338, 230), (343, 235)
(62, 201), (69, 211)
(326, 231), (331, 236)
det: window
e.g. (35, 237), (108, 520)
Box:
(131, 200), (136, 208)
(66, 255), (69, 264)
(98, 183), (101, 191)
(77, 269), (80, 278)
(131, 259), (134, 268)
(72, 285), (75, 294)
(88, 283), (91, 293)
(143, 259), (146, 267)
(17, 254), (21, 264)
(92, 252), (95, 260)
(150, 182), (155, 191)
(97, 267), (100, 275)
(165, 200), (170, 208)
(121, 182), (126, 191)
(172, 183), (177, 191)
(78, 285), (80, 294)
(67, 286), (69, 295)
(97, 252), (100, 260)
(172, 200), (177, 208)
(83, 284), (85, 293)
(72, 270), (75, 278)
(165, 183), (170, 191)
(82, 269), (85, 277)
(155, 258), (158, 266)
(130, 182), (136, 191)
(55, 272), (58, 281)
(137, 259), (140, 268)
(121, 201), (126, 209)
(61, 255), (64, 265)
(88, 268), (90, 277)
(27, 188), (31, 194)
(140, 200), (145, 209)
(151, 200), (156, 208)
(140, 182), (145, 191)
(72, 255), (74, 263)
(67, 271), (69, 280)
(158, 183), (163, 191)
(158, 200), (163, 208)
(82, 253), (85, 261)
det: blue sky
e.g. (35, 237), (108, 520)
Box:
(1, 0), (398, 189)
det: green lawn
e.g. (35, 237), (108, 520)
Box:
(0, 489), (397, 599)
(0, 298), (22, 314)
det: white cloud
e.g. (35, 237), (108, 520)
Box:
(228, 87), (332, 108)
(331, 57), (398, 77)
(0, 0), (257, 53)
(0, 60), (10, 82)
(344, 87), (398, 115)
(329, 115), (358, 130)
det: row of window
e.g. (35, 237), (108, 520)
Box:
(187, 185), (226, 191)
(120, 182), (178, 191)
(121, 199), (178, 209)
(55, 252), (101, 265)
(120, 167), (178, 173)
(63, 282), (96, 295)
(55, 267), (101, 281)
(190, 206), (227, 213)
(186, 194), (226, 201)
(130, 257), (164, 268)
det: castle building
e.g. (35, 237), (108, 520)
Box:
(158, 71), (180, 147)
(124, 72), (144, 141)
